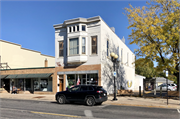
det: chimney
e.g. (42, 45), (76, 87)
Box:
(122, 36), (125, 44)
(110, 27), (115, 32)
(45, 58), (48, 67)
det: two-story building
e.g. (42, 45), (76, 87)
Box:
(0, 39), (56, 94)
(54, 16), (135, 94)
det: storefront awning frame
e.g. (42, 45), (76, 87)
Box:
(5, 73), (53, 79)
(0, 75), (8, 79)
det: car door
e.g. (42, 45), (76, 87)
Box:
(76, 86), (88, 101)
(162, 85), (167, 91)
(66, 86), (80, 101)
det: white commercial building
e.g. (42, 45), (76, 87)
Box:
(54, 16), (135, 94)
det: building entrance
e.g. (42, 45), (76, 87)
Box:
(1, 79), (10, 92)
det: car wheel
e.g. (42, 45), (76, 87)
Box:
(86, 97), (95, 106)
(57, 95), (65, 104)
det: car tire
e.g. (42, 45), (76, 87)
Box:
(57, 95), (65, 104)
(86, 97), (95, 106)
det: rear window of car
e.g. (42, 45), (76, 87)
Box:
(171, 84), (175, 86)
(80, 86), (88, 91)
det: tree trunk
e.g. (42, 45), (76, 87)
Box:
(175, 66), (179, 91)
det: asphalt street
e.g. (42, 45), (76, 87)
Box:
(0, 99), (179, 119)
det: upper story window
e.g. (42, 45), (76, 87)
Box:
(68, 25), (80, 33)
(69, 38), (79, 55)
(117, 47), (119, 61)
(82, 25), (86, 31)
(82, 37), (86, 54)
(69, 27), (72, 32)
(107, 40), (109, 56)
(91, 36), (97, 54)
(121, 49), (123, 63)
(59, 41), (63, 57)
(73, 26), (76, 32)
(77, 26), (79, 31)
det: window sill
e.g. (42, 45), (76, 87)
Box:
(90, 54), (98, 57)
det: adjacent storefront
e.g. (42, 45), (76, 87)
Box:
(0, 67), (56, 94)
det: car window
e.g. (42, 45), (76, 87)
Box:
(69, 86), (80, 92)
(88, 86), (94, 91)
(80, 86), (88, 91)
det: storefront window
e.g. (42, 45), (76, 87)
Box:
(67, 74), (76, 88)
(67, 73), (98, 87)
(40, 79), (48, 91)
(87, 74), (98, 85)
(33, 78), (52, 92)
(34, 79), (40, 91)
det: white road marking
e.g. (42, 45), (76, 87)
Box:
(177, 109), (180, 113)
(84, 110), (93, 117)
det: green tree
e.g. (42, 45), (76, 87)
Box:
(135, 58), (155, 78)
(124, 0), (180, 89)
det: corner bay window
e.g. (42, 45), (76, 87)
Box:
(82, 25), (86, 31)
(59, 41), (63, 57)
(69, 38), (79, 55)
(73, 26), (75, 32)
(82, 37), (86, 54)
(91, 36), (97, 54)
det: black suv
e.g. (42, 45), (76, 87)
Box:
(55, 85), (108, 106)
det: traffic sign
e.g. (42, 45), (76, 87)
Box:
(166, 71), (168, 77)
(113, 71), (116, 77)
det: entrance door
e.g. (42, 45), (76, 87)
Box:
(59, 75), (63, 92)
(2, 79), (10, 93)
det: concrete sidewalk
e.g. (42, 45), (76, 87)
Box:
(0, 93), (180, 109)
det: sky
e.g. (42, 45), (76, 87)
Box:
(1, 0), (151, 63)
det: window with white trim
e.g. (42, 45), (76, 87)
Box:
(82, 37), (86, 54)
(69, 38), (79, 55)
(91, 36), (97, 54)
(59, 41), (63, 57)
(121, 49), (123, 63)
(69, 27), (72, 32)
(117, 47), (119, 61)
(82, 25), (86, 31)
(73, 26), (75, 32)
(107, 40), (109, 56)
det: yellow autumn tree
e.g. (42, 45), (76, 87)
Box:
(124, 0), (180, 89)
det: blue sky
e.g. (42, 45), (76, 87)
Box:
(1, 1), (149, 60)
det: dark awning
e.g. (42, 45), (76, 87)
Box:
(5, 73), (53, 79)
(0, 75), (8, 79)
(5, 74), (18, 79)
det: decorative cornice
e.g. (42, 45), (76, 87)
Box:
(53, 16), (101, 29)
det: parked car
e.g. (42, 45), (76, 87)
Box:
(156, 83), (176, 91)
(168, 84), (177, 91)
(156, 84), (168, 91)
(55, 85), (108, 106)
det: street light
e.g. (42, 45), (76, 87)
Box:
(110, 52), (118, 100)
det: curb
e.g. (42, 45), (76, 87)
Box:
(105, 102), (180, 109)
